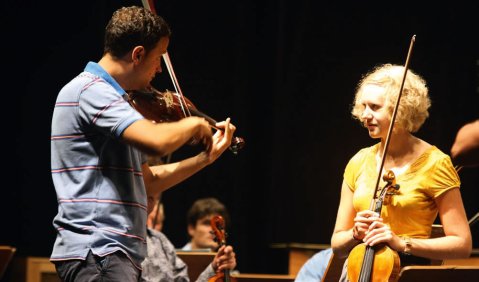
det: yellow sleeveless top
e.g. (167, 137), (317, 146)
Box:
(344, 143), (460, 238)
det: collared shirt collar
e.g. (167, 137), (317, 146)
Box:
(84, 61), (127, 96)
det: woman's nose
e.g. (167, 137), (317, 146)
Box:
(362, 107), (372, 119)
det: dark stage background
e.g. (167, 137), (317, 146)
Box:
(4, 0), (479, 276)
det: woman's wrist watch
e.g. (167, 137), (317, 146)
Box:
(402, 236), (412, 255)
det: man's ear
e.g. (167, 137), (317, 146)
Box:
(132, 46), (145, 63)
(187, 224), (195, 237)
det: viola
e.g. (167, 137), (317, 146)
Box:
(208, 215), (237, 282)
(347, 171), (401, 282)
(127, 87), (245, 154)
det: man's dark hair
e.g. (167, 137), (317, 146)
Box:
(104, 6), (171, 58)
(187, 198), (230, 228)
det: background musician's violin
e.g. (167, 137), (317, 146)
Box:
(209, 215), (236, 282)
(127, 87), (245, 154)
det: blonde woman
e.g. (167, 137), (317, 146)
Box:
(331, 64), (472, 280)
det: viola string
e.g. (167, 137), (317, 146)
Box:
(162, 53), (192, 118)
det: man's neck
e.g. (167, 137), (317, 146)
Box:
(98, 53), (134, 90)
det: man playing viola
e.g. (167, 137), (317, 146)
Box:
(50, 6), (236, 281)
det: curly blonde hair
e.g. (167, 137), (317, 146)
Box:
(351, 64), (430, 133)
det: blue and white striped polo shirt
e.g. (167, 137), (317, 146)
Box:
(50, 62), (147, 269)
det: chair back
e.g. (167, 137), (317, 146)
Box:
(0, 246), (16, 279)
(321, 252), (346, 282)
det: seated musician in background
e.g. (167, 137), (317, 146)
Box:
(294, 248), (333, 282)
(142, 194), (236, 282)
(182, 197), (231, 251)
(330, 64), (472, 280)
(451, 119), (479, 168)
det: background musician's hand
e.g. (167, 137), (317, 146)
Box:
(212, 245), (236, 272)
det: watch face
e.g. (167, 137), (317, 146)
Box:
(403, 237), (412, 255)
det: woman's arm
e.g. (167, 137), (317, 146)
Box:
(404, 188), (472, 259)
(331, 180), (363, 258)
